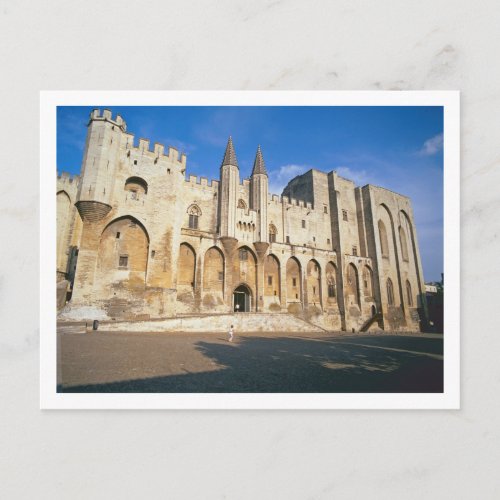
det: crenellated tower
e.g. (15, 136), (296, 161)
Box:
(218, 136), (240, 238)
(75, 109), (126, 222)
(250, 145), (268, 243)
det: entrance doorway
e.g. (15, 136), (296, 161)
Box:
(233, 284), (252, 312)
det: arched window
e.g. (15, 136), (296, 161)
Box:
(387, 278), (394, 306)
(406, 280), (413, 307)
(125, 176), (148, 200)
(187, 205), (201, 229)
(269, 224), (277, 243)
(399, 226), (409, 262)
(237, 199), (247, 210)
(378, 220), (389, 258)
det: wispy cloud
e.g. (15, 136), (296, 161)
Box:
(161, 137), (196, 155)
(334, 166), (372, 186)
(419, 133), (443, 156)
(194, 108), (266, 149)
(137, 121), (196, 154)
(194, 109), (244, 148)
(268, 164), (310, 195)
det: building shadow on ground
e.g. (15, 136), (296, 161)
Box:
(59, 335), (443, 393)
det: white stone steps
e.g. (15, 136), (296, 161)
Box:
(98, 313), (323, 334)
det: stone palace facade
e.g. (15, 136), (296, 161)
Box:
(57, 109), (428, 332)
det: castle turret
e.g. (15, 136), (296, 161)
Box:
(218, 136), (240, 238)
(75, 109), (126, 222)
(250, 145), (268, 244)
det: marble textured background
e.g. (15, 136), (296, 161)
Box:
(1, 0), (499, 498)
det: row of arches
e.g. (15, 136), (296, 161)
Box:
(237, 221), (256, 232)
(93, 215), (415, 313)
(176, 242), (375, 310)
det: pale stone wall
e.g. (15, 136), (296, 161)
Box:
(361, 185), (427, 331)
(58, 109), (428, 332)
(56, 173), (82, 282)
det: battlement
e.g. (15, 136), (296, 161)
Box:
(90, 108), (127, 131)
(268, 192), (315, 211)
(184, 174), (219, 190)
(89, 108), (187, 169)
(122, 132), (187, 168)
(57, 171), (80, 184)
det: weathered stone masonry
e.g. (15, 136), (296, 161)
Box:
(57, 109), (428, 331)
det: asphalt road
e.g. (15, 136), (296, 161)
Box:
(57, 328), (443, 393)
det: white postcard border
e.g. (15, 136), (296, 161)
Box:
(40, 90), (459, 410)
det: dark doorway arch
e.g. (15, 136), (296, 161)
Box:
(233, 284), (252, 312)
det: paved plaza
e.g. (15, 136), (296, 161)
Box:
(57, 326), (443, 393)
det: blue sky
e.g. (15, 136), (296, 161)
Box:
(57, 105), (443, 282)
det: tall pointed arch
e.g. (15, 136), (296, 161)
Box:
(237, 245), (257, 297)
(264, 254), (281, 303)
(380, 203), (405, 313)
(346, 263), (360, 306)
(286, 256), (302, 303)
(378, 219), (389, 258)
(178, 242), (196, 288)
(387, 278), (395, 306)
(399, 226), (409, 262)
(325, 262), (338, 301)
(98, 215), (149, 283)
(400, 209), (425, 307)
(306, 259), (322, 306)
(203, 246), (224, 295)
(363, 265), (374, 298)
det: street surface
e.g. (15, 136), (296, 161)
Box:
(57, 327), (443, 393)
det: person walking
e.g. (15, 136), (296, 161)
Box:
(228, 324), (234, 342)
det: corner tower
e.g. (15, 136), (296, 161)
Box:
(75, 109), (126, 222)
(218, 136), (240, 238)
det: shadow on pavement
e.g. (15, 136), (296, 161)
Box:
(59, 334), (443, 393)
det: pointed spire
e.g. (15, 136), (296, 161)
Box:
(221, 136), (238, 168)
(251, 145), (267, 176)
